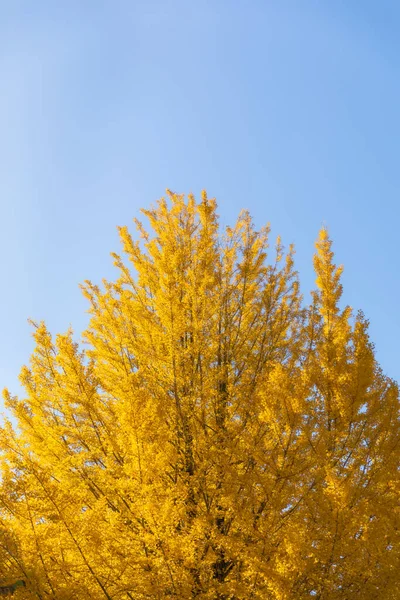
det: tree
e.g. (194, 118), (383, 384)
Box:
(0, 191), (398, 599)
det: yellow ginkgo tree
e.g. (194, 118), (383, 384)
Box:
(0, 192), (398, 599)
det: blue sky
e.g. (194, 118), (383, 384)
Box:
(1, 1), (399, 404)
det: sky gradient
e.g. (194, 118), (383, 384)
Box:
(1, 1), (399, 405)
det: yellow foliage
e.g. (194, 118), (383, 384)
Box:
(0, 192), (398, 599)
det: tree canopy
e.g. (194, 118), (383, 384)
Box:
(0, 192), (399, 599)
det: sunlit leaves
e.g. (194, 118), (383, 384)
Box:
(0, 192), (398, 599)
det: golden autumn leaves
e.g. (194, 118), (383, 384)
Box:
(0, 192), (398, 599)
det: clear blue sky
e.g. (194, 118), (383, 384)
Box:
(1, 1), (399, 404)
